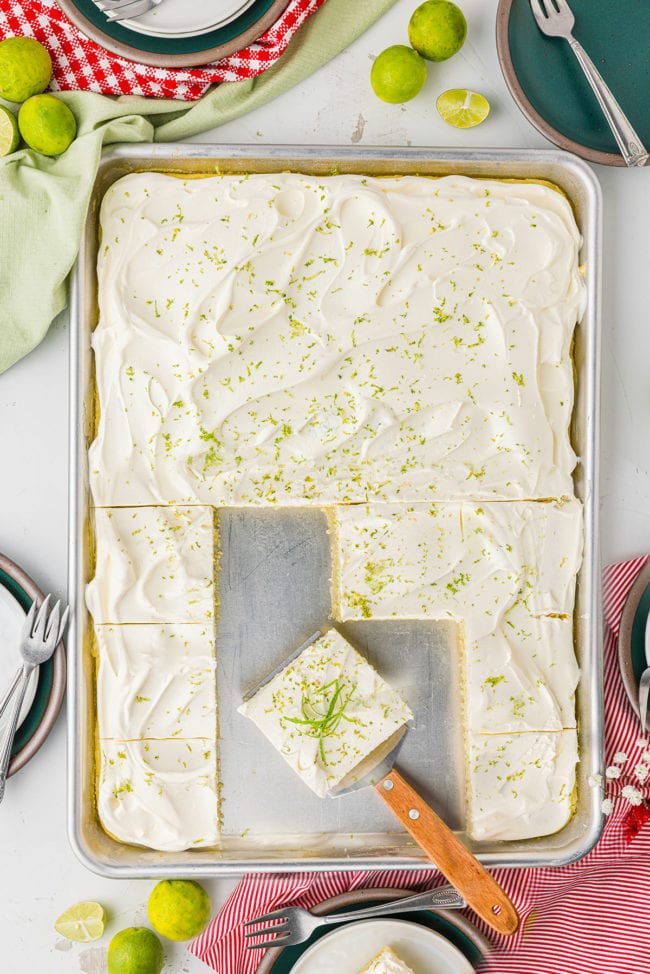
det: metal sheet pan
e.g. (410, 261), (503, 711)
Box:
(68, 144), (603, 877)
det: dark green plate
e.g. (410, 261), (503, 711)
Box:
(261, 899), (486, 973)
(0, 555), (66, 775)
(55, 0), (289, 68)
(617, 561), (650, 718)
(496, 0), (650, 166)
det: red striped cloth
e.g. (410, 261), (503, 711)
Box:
(191, 556), (650, 974)
(0, 0), (326, 100)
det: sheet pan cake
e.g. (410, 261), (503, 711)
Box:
(87, 170), (585, 851)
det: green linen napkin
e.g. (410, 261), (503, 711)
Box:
(0, 0), (395, 375)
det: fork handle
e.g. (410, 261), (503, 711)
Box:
(0, 667), (22, 721)
(567, 37), (648, 167)
(0, 664), (32, 803)
(317, 886), (465, 927)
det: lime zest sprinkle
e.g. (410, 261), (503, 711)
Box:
(284, 679), (358, 764)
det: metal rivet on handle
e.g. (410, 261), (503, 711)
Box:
(408, 808), (420, 820)
(383, 779), (394, 791)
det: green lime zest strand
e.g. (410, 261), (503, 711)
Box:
(284, 679), (357, 764)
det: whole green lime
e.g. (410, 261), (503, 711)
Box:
(370, 45), (427, 104)
(0, 37), (52, 103)
(408, 0), (467, 62)
(107, 927), (164, 974)
(18, 93), (76, 156)
(148, 879), (211, 942)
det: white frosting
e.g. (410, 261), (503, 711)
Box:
(86, 505), (215, 624)
(97, 739), (219, 851)
(358, 947), (416, 974)
(468, 730), (578, 841)
(94, 624), (216, 741)
(333, 499), (582, 627)
(90, 171), (584, 507)
(88, 170), (586, 845)
(333, 500), (581, 732)
(238, 630), (413, 798)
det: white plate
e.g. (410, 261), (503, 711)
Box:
(290, 919), (474, 974)
(0, 585), (37, 731)
(121, 0), (257, 39)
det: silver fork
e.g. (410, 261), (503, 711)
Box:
(92, 0), (162, 24)
(529, 0), (648, 167)
(0, 595), (69, 802)
(244, 886), (466, 950)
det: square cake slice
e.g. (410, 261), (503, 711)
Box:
(86, 505), (215, 624)
(97, 739), (219, 852)
(238, 630), (413, 798)
(94, 624), (216, 741)
(468, 729), (578, 841)
(357, 947), (416, 974)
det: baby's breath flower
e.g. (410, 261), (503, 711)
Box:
(601, 798), (614, 815)
(588, 772), (603, 786)
(613, 751), (627, 764)
(642, 751), (650, 764)
(605, 765), (622, 779)
(637, 738), (649, 749)
(636, 764), (649, 782)
(622, 785), (643, 806)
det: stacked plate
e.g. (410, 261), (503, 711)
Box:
(121, 0), (259, 39)
(55, 0), (290, 67)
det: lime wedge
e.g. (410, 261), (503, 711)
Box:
(55, 901), (106, 943)
(0, 104), (20, 157)
(436, 89), (490, 128)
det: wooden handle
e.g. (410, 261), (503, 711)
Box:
(374, 769), (519, 936)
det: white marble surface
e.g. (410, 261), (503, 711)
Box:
(0, 0), (648, 969)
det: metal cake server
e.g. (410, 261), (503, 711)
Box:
(243, 632), (520, 937)
(638, 613), (650, 735)
(529, 0), (648, 167)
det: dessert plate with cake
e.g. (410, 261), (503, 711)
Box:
(68, 144), (602, 878)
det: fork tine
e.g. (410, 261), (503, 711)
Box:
(246, 934), (292, 950)
(244, 923), (289, 939)
(105, 0), (155, 20)
(31, 594), (51, 639)
(243, 908), (290, 926)
(44, 601), (61, 642)
(56, 606), (70, 645)
(23, 600), (37, 634)
(529, 0), (548, 22)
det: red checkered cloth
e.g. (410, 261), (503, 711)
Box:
(0, 0), (327, 100)
(191, 557), (650, 974)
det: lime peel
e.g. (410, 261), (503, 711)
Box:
(148, 879), (211, 942)
(108, 926), (164, 974)
(370, 44), (427, 104)
(437, 89), (491, 128)
(0, 36), (52, 102)
(54, 901), (106, 943)
(0, 105), (20, 157)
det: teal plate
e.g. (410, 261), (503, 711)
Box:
(0, 554), (66, 775)
(255, 889), (489, 974)
(496, 0), (650, 166)
(618, 562), (650, 719)
(55, 0), (288, 68)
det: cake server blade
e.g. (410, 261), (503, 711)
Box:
(330, 728), (520, 938)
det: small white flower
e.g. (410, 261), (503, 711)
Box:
(637, 738), (649, 749)
(636, 764), (649, 782)
(588, 772), (603, 786)
(622, 785), (643, 806)
(601, 798), (614, 815)
(613, 751), (628, 764)
(606, 766), (622, 779)
(643, 751), (650, 764)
